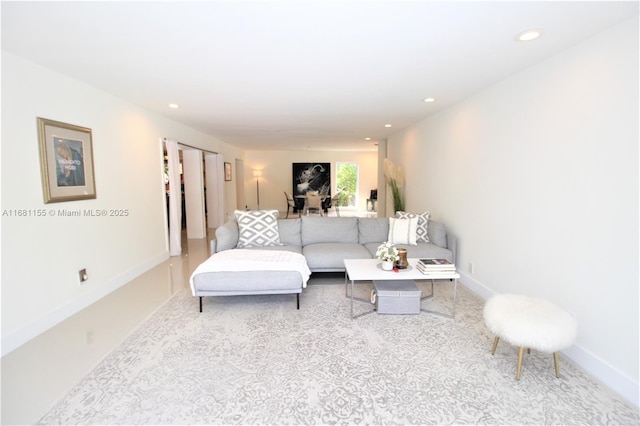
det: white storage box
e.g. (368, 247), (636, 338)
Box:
(372, 280), (421, 315)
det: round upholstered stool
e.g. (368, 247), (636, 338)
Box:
(483, 294), (577, 380)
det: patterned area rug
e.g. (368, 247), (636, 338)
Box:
(38, 280), (639, 425)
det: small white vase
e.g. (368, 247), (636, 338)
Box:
(381, 261), (394, 271)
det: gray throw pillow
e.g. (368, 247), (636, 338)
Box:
(234, 210), (282, 248)
(395, 211), (430, 242)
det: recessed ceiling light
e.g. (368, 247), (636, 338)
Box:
(423, 97), (436, 103)
(168, 103), (180, 109)
(365, 137), (371, 141)
(385, 124), (392, 128)
(515, 29), (543, 42)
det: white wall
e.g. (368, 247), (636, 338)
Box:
(0, 51), (243, 355)
(243, 150), (379, 214)
(388, 17), (639, 403)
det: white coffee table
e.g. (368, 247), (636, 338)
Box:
(343, 258), (460, 319)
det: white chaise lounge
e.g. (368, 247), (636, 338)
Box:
(190, 249), (311, 312)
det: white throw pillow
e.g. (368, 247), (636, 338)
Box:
(234, 210), (281, 248)
(388, 217), (418, 246)
(395, 211), (430, 242)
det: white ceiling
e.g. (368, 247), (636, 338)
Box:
(2, 1), (637, 152)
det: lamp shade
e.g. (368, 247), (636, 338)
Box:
(252, 169), (262, 178)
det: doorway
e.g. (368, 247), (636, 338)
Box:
(163, 140), (224, 256)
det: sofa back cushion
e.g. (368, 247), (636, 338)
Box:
(301, 217), (358, 245)
(358, 218), (389, 244)
(278, 218), (302, 246)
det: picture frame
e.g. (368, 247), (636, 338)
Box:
(37, 117), (97, 203)
(224, 162), (232, 181)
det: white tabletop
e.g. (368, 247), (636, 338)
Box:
(344, 258), (460, 281)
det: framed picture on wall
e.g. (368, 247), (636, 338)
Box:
(224, 162), (232, 181)
(292, 163), (330, 196)
(37, 117), (97, 203)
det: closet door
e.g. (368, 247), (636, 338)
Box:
(182, 149), (205, 239)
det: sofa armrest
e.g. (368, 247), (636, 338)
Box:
(215, 220), (239, 252)
(447, 233), (457, 265)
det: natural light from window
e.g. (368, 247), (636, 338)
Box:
(336, 162), (358, 208)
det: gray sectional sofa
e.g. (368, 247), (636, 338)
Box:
(213, 216), (456, 271)
(191, 216), (456, 311)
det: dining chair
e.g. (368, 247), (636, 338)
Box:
(305, 193), (324, 216)
(284, 192), (299, 218)
(330, 193), (341, 217)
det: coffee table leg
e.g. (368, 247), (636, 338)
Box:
(351, 278), (354, 318)
(420, 279), (435, 300)
(344, 271), (348, 297)
(452, 278), (458, 318)
(344, 270), (376, 319)
(348, 278), (377, 319)
(420, 278), (456, 320)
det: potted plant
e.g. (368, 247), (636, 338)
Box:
(383, 159), (405, 214)
(376, 241), (399, 271)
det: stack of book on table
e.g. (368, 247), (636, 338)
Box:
(417, 258), (457, 276)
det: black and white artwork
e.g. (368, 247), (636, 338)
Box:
(292, 163), (331, 211)
(293, 163), (330, 196)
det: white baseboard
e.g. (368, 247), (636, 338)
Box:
(562, 345), (639, 408)
(458, 271), (639, 408)
(1, 251), (170, 357)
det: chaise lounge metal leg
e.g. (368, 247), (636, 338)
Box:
(199, 296), (203, 313)
(296, 293), (300, 309)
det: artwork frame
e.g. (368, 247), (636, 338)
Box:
(224, 162), (232, 181)
(292, 162), (331, 197)
(37, 117), (97, 203)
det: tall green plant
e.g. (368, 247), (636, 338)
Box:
(389, 179), (405, 213)
(383, 159), (405, 213)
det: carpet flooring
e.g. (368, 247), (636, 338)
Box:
(38, 277), (639, 425)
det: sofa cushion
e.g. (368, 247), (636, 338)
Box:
(245, 245), (302, 254)
(388, 217), (418, 246)
(303, 243), (372, 270)
(358, 217), (389, 244)
(192, 270), (303, 294)
(363, 242), (453, 263)
(301, 217), (359, 245)
(396, 211), (430, 242)
(234, 210), (281, 248)
(277, 218), (302, 246)
(396, 242), (454, 263)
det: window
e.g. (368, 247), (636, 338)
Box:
(336, 162), (358, 208)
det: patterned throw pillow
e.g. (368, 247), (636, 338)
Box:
(234, 210), (281, 248)
(395, 211), (430, 242)
(388, 217), (418, 246)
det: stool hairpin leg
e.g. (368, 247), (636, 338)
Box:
(516, 347), (525, 380)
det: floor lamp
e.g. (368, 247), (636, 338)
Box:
(253, 169), (262, 210)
